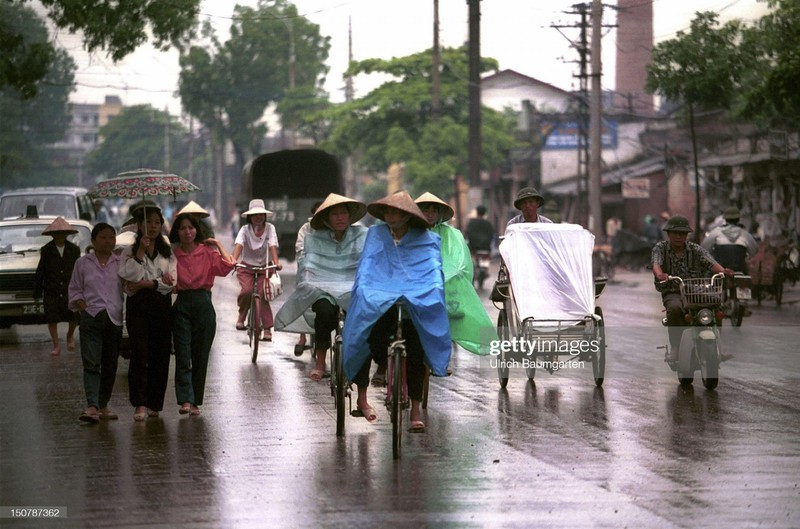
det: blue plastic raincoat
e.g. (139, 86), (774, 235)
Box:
(274, 225), (367, 333)
(343, 224), (452, 379)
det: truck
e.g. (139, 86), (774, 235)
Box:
(243, 149), (344, 260)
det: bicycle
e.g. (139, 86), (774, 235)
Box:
(328, 307), (350, 437)
(384, 301), (409, 459)
(235, 263), (277, 363)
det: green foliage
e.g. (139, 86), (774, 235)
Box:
(738, 0), (800, 127)
(1, 0), (199, 96)
(0, 3), (75, 187)
(319, 46), (516, 196)
(646, 12), (744, 113)
(178, 0), (330, 174)
(85, 105), (190, 180)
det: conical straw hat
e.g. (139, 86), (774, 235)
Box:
(367, 191), (429, 229)
(414, 192), (454, 222)
(178, 200), (209, 218)
(310, 193), (367, 230)
(42, 217), (78, 235)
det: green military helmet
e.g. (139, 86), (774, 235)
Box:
(662, 214), (693, 233)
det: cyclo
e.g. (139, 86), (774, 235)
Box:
(491, 223), (607, 387)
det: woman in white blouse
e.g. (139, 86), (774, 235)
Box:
(232, 199), (282, 341)
(118, 203), (177, 421)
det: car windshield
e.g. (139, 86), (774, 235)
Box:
(0, 195), (77, 220)
(0, 224), (93, 254)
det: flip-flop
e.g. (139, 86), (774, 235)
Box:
(79, 409), (100, 424)
(353, 405), (377, 423)
(236, 323), (246, 331)
(310, 369), (324, 382)
(179, 404), (191, 415)
(294, 344), (305, 357)
(409, 420), (426, 433)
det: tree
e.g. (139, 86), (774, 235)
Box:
(646, 12), (745, 238)
(178, 0), (330, 182)
(738, 0), (800, 128)
(319, 46), (517, 198)
(2, 0), (200, 97)
(85, 105), (193, 180)
(0, 2), (75, 187)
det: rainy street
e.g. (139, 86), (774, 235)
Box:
(1, 257), (799, 528)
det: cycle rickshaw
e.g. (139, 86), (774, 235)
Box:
(492, 223), (607, 387)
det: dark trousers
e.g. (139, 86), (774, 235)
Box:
(172, 290), (216, 406)
(79, 310), (121, 409)
(312, 298), (338, 350)
(662, 292), (685, 348)
(126, 290), (172, 411)
(354, 307), (426, 401)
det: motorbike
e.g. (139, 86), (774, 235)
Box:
(473, 251), (491, 290)
(658, 273), (726, 390)
(721, 273), (751, 326)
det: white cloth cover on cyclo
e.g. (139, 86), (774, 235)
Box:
(499, 223), (595, 327)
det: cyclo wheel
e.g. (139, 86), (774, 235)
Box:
(496, 309), (510, 388)
(592, 306), (606, 387)
(333, 339), (346, 437)
(391, 344), (403, 460)
(250, 295), (260, 363)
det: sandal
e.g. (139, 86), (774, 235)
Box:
(354, 405), (377, 423)
(236, 322), (246, 331)
(190, 405), (201, 416)
(133, 406), (147, 422)
(99, 407), (119, 420)
(79, 407), (99, 424)
(179, 403), (191, 415)
(261, 331), (272, 342)
(409, 420), (426, 433)
(310, 368), (324, 382)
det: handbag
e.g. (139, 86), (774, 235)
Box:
(267, 271), (283, 301)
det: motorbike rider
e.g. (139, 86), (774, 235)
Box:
(701, 207), (758, 272)
(651, 215), (733, 363)
(465, 205), (495, 255)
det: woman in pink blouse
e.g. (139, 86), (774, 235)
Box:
(169, 213), (235, 416)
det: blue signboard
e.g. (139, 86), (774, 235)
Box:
(542, 120), (618, 150)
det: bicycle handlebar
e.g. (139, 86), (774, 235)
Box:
(656, 272), (725, 287)
(234, 263), (278, 272)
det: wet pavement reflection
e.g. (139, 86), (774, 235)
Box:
(1, 265), (799, 528)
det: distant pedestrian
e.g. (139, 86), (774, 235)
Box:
(34, 217), (81, 356)
(68, 223), (124, 424)
(170, 213), (235, 416)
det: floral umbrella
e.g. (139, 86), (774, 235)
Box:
(90, 168), (200, 201)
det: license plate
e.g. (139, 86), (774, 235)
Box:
(22, 304), (44, 315)
(737, 287), (751, 300)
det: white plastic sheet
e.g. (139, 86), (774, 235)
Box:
(499, 223), (595, 323)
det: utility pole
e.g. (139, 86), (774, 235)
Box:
(467, 0), (481, 188)
(588, 0), (603, 237)
(431, 0), (441, 121)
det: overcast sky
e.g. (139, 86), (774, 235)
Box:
(54, 0), (770, 116)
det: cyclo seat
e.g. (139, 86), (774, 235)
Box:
(713, 244), (748, 273)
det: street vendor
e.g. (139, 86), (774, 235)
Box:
(274, 193), (368, 381)
(343, 191), (451, 432)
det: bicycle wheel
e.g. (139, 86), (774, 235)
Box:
(391, 346), (403, 460)
(333, 340), (346, 437)
(250, 295), (260, 363)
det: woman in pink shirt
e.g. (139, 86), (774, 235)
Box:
(169, 213), (235, 416)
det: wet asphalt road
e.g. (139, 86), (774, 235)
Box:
(1, 256), (799, 528)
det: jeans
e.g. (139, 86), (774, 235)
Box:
(173, 290), (216, 406)
(79, 310), (121, 409)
